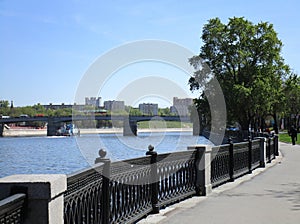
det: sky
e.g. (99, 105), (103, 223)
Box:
(1, 0), (299, 107)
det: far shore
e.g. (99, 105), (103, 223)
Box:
(2, 127), (193, 137)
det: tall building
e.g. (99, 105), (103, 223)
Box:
(85, 97), (101, 108)
(170, 97), (193, 116)
(104, 100), (125, 111)
(139, 103), (158, 115)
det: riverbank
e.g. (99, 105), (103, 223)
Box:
(2, 127), (193, 137)
(3, 128), (47, 137)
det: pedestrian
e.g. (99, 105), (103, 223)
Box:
(289, 126), (298, 145)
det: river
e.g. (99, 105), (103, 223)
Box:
(0, 131), (212, 178)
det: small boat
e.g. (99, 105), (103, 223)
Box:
(56, 124), (80, 136)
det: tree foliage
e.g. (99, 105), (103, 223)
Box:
(0, 100), (9, 108)
(283, 74), (300, 126)
(189, 17), (290, 130)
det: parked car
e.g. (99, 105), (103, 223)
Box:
(226, 126), (239, 132)
(19, 114), (29, 118)
(0, 115), (10, 119)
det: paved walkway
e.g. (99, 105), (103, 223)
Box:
(139, 142), (300, 224)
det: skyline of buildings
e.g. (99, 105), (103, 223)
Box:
(1, 97), (194, 116)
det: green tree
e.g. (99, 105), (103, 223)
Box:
(127, 107), (143, 116)
(283, 74), (300, 127)
(32, 103), (47, 115)
(53, 108), (72, 117)
(0, 100), (9, 108)
(189, 17), (289, 131)
(159, 107), (171, 116)
(0, 100), (10, 116)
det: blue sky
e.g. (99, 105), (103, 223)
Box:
(1, 0), (299, 107)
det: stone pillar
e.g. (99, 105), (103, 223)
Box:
(0, 123), (4, 137)
(47, 117), (56, 136)
(192, 122), (201, 136)
(0, 174), (67, 224)
(191, 107), (202, 136)
(188, 145), (212, 196)
(47, 118), (61, 136)
(123, 119), (137, 136)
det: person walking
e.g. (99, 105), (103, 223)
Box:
(289, 126), (298, 145)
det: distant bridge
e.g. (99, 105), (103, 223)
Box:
(0, 115), (196, 137)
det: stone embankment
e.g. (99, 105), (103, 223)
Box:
(3, 127), (193, 137)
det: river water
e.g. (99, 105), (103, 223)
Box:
(0, 132), (212, 178)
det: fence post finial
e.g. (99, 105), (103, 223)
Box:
(95, 149), (108, 164)
(148, 144), (154, 152)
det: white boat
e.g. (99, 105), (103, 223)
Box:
(56, 124), (80, 136)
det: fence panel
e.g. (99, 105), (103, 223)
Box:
(156, 150), (196, 207)
(109, 157), (152, 224)
(270, 137), (276, 160)
(211, 145), (231, 187)
(266, 137), (276, 163)
(233, 142), (249, 178)
(0, 193), (26, 224)
(64, 165), (104, 224)
(251, 139), (261, 170)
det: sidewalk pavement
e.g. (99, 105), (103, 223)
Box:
(138, 142), (300, 224)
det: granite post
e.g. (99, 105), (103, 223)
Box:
(188, 145), (212, 196)
(0, 174), (66, 224)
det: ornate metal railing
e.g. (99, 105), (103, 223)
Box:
(0, 193), (26, 224)
(266, 137), (276, 163)
(64, 136), (278, 223)
(109, 157), (152, 223)
(156, 151), (196, 207)
(64, 164), (104, 224)
(233, 142), (250, 178)
(211, 138), (271, 188)
(251, 139), (261, 170)
(63, 148), (197, 224)
(270, 137), (276, 160)
(211, 144), (231, 187)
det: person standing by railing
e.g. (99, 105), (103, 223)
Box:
(289, 126), (298, 145)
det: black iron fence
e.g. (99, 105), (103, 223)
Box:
(210, 137), (277, 188)
(0, 193), (26, 224)
(64, 164), (104, 224)
(108, 156), (153, 223)
(211, 144), (231, 187)
(266, 136), (278, 163)
(156, 150), (197, 207)
(64, 136), (278, 224)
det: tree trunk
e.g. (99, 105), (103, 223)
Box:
(239, 119), (249, 131)
(273, 113), (279, 134)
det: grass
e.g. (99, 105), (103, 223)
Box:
(279, 133), (300, 145)
(137, 121), (193, 129)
